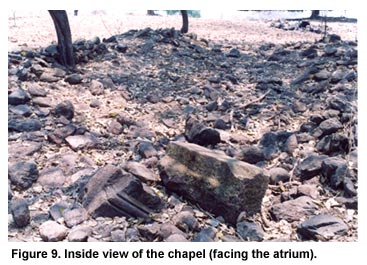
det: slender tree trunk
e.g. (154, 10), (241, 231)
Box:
(310, 10), (320, 19)
(180, 10), (189, 33)
(147, 10), (156, 16)
(48, 10), (75, 69)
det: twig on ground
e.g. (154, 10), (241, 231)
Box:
(240, 89), (271, 110)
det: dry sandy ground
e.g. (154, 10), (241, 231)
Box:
(8, 12), (357, 52)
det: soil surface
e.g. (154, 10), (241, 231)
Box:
(8, 12), (357, 51)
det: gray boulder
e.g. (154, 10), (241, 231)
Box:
(11, 198), (30, 228)
(160, 141), (268, 224)
(8, 160), (39, 190)
(236, 221), (264, 241)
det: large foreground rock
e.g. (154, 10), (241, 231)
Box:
(82, 165), (162, 219)
(160, 141), (268, 224)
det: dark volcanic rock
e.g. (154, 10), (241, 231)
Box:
(268, 167), (290, 184)
(17, 67), (30, 81)
(238, 146), (266, 164)
(314, 70), (330, 81)
(116, 43), (128, 53)
(185, 115), (221, 146)
(137, 222), (160, 241)
(65, 73), (83, 84)
(291, 65), (318, 85)
(137, 141), (158, 158)
(271, 196), (318, 222)
(296, 154), (328, 180)
(48, 124), (77, 145)
(321, 157), (348, 189)
(327, 95), (353, 112)
(236, 221), (264, 241)
(331, 69), (346, 83)
(49, 202), (69, 221)
(52, 100), (75, 120)
(8, 182), (12, 200)
(257, 131), (294, 159)
(8, 88), (31, 105)
(206, 101), (218, 112)
(324, 45), (337, 56)
(336, 196), (357, 209)
(8, 118), (42, 132)
(343, 177), (357, 197)
(213, 119), (229, 130)
(9, 104), (32, 117)
(297, 214), (348, 240)
(313, 118), (343, 138)
(160, 141), (269, 224)
(192, 227), (216, 242)
(11, 198), (30, 228)
(8, 160), (39, 190)
(301, 46), (318, 58)
(227, 48), (241, 58)
(173, 211), (200, 232)
(316, 133), (350, 155)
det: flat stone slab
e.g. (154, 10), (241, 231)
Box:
(65, 133), (99, 151)
(160, 141), (269, 224)
(270, 196), (318, 222)
(297, 214), (348, 240)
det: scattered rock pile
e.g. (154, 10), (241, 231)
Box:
(271, 19), (330, 35)
(8, 25), (357, 242)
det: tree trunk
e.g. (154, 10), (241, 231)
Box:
(180, 10), (189, 33)
(147, 10), (156, 16)
(48, 10), (75, 69)
(310, 10), (320, 19)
